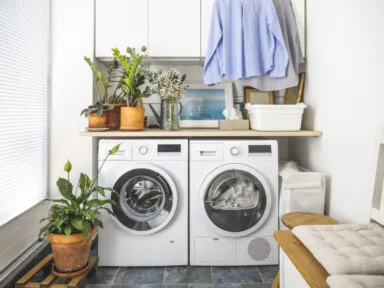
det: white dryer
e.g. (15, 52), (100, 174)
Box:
(190, 140), (279, 266)
(98, 139), (188, 266)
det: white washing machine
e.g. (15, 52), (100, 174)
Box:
(98, 139), (188, 266)
(190, 140), (279, 266)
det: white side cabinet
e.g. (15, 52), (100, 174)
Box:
(148, 0), (200, 57)
(95, 0), (149, 58)
(291, 0), (306, 57)
(201, 0), (215, 57)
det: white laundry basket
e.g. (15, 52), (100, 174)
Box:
(279, 162), (326, 229)
(245, 103), (307, 131)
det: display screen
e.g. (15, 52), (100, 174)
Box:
(158, 144), (181, 153)
(248, 145), (272, 154)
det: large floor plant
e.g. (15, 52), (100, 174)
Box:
(40, 144), (120, 275)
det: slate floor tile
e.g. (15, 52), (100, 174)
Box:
(85, 267), (120, 284)
(212, 267), (263, 284)
(85, 285), (108, 288)
(256, 266), (278, 283)
(189, 284), (242, 288)
(164, 267), (213, 284)
(241, 284), (272, 288)
(111, 285), (187, 288)
(113, 267), (165, 285)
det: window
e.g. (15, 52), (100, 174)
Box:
(0, 0), (49, 226)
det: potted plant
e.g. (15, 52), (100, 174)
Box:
(112, 46), (151, 131)
(81, 57), (125, 130)
(150, 68), (187, 130)
(39, 144), (120, 277)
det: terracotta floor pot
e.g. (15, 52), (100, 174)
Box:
(88, 112), (107, 129)
(48, 227), (96, 273)
(105, 104), (122, 130)
(120, 107), (145, 131)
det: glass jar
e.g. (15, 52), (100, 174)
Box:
(161, 100), (182, 131)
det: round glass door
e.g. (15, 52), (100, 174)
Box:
(112, 168), (176, 235)
(201, 165), (271, 237)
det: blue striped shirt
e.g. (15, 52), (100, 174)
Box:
(203, 0), (289, 85)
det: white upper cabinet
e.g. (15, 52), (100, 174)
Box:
(96, 0), (149, 58)
(291, 0), (306, 57)
(201, 0), (215, 58)
(148, 0), (200, 57)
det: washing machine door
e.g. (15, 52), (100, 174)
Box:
(111, 164), (178, 235)
(199, 164), (272, 237)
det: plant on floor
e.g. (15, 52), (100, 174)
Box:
(39, 144), (120, 241)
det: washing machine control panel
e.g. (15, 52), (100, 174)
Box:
(157, 144), (181, 153)
(230, 146), (240, 156)
(139, 146), (148, 155)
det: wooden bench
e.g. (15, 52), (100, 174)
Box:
(273, 212), (339, 288)
(15, 254), (97, 288)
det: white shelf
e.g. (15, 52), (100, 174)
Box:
(79, 128), (322, 138)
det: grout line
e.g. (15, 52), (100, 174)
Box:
(210, 266), (214, 284)
(256, 266), (265, 283)
(162, 266), (166, 285)
(111, 267), (120, 284)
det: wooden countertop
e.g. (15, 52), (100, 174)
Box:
(275, 230), (329, 288)
(80, 128), (322, 138)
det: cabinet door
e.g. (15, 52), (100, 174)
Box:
(148, 0), (200, 57)
(96, 0), (149, 58)
(201, 0), (215, 57)
(291, 0), (306, 57)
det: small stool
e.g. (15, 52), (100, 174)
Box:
(272, 212), (339, 288)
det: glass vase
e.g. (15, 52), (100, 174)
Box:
(161, 100), (182, 131)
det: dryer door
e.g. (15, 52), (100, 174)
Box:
(199, 164), (272, 237)
(111, 164), (178, 235)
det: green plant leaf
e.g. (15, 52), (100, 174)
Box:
(50, 199), (70, 206)
(97, 207), (115, 215)
(110, 144), (121, 155)
(86, 199), (103, 207)
(79, 173), (91, 192)
(56, 178), (75, 201)
(82, 221), (92, 242)
(71, 219), (84, 231)
(95, 186), (105, 197)
(64, 160), (72, 173)
(64, 226), (72, 236)
(94, 218), (103, 229)
(39, 223), (53, 237)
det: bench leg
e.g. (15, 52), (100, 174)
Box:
(272, 272), (280, 288)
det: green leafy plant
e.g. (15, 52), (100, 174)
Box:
(112, 46), (152, 107)
(39, 144), (121, 241)
(81, 57), (125, 118)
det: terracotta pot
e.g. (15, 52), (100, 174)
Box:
(105, 104), (122, 130)
(120, 107), (145, 131)
(48, 227), (96, 273)
(88, 112), (107, 129)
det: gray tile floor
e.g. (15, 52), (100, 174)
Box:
(84, 266), (278, 288)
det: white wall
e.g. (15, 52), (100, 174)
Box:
(50, 0), (94, 198)
(290, 0), (384, 223)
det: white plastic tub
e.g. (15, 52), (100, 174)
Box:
(245, 103), (307, 131)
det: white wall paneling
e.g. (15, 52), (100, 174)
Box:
(201, 0), (215, 57)
(95, 0), (149, 59)
(50, 0), (94, 199)
(290, 0), (384, 223)
(148, 0), (200, 57)
(291, 0), (306, 57)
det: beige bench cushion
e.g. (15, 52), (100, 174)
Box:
(327, 275), (384, 288)
(292, 224), (384, 275)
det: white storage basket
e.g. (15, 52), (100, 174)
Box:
(279, 162), (326, 229)
(245, 103), (307, 131)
